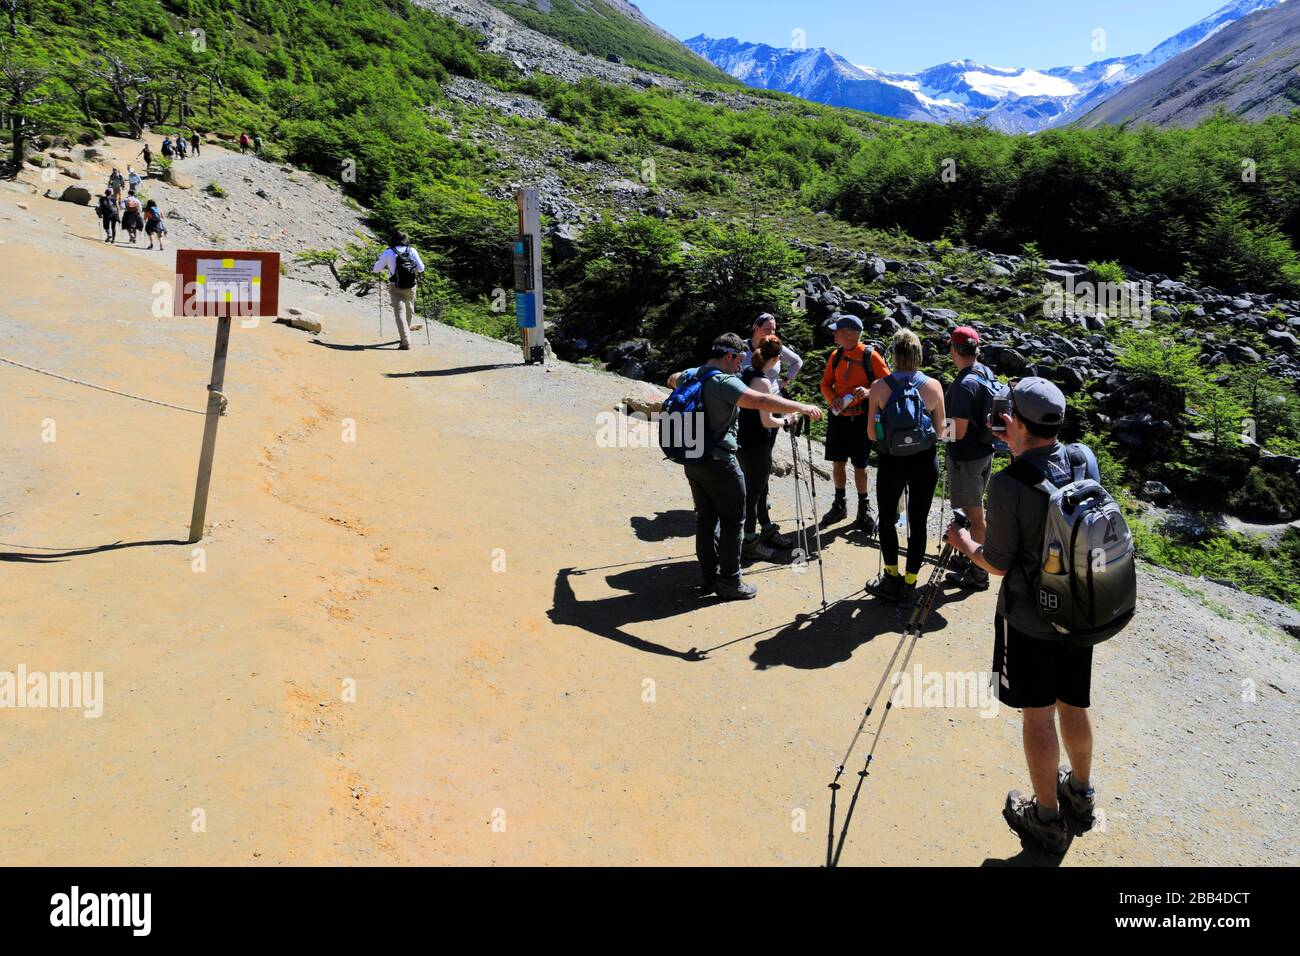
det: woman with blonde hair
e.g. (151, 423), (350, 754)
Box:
(858, 329), (945, 608)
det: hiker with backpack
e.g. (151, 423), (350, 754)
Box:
(371, 233), (425, 350)
(738, 335), (799, 561)
(136, 142), (153, 173)
(96, 188), (119, 243)
(664, 333), (823, 600)
(818, 315), (891, 534)
(175, 136), (187, 159)
(943, 326), (1004, 592)
(121, 189), (144, 244)
(160, 136), (174, 161)
(943, 377), (1137, 854)
(741, 313), (803, 391)
(861, 329), (946, 609)
(107, 168), (125, 203)
(239, 133), (251, 155)
(190, 131), (201, 157)
(143, 199), (167, 251)
(126, 166), (142, 193)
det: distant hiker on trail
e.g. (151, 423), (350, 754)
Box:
(96, 188), (119, 243)
(819, 314), (890, 534)
(175, 136), (187, 159)
(107, 168), (125, 203)
(943, 378), (1127, 854)
(127, 166), (142, 193)
(143, 199), (167, 251)
(190, 131), (201, 157)
(160, 136), (174, 160)
(944, 326), (1001, 592)
(664, 333), (822, 601)
(371, 232), (425, 351)
(121, 189), (143, 244)
(136, 142), (153, 172)
(253, 133), (262, 155)
(741, 313), (803, 391)
(862, 329), (945, 609)
(738, 335), (798, 561)
(239, 132), (251, 155)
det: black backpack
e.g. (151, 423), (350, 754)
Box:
(392, 246), (419, 289)
(98, 196), (118, 219)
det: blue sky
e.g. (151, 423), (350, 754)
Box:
(635, 0), (1235, 72)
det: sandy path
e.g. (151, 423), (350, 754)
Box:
(1, 138), (1296, 866)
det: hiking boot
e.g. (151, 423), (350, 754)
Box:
(1057, 767), (1097, 829)
(897, 580), (919, 611)
(865, 571), (904, 603)
(854, 500), (877, 535)
(399, 342), (412, 351)
(715, 580), (758, 601)
(947, 564), (990, 591)
(820, 497), (847, 528)
(742, 537), (776, 562)
(1002, 790), (1068, 854)
(760, 524), (797, 550)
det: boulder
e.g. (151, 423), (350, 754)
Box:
(275, 314), (323, 335)
(164, 166), (194, 189)
(980, 344), (1029, 375)
(56, 185), (93, 206)
(1141, 480), (1173, 503)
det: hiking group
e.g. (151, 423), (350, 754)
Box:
(662, 314), (1138, 854)
(97, 162), (166, 250)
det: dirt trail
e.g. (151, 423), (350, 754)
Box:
(1, 138), (1297, 866)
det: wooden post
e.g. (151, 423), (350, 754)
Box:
(515, 188), (545, 364)
(188, 316), (232, 543)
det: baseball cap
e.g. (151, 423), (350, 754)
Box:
(1011, 377), (1066, 426)
(950, 326), (980, 348)
(831, 314), (863, 332)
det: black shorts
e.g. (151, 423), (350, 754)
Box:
(824, 413), (871, 469)
(992, 615), (1093, 709)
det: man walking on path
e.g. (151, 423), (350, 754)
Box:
(136, 142), (153, 173)
(944, 326), (1000, 591)
(668, 333), (823, 600)
(190, 131), (201, 157)
(819, 314), (890, 534)
(372, 233), (425, 350)
(943, 378), (1102, 854)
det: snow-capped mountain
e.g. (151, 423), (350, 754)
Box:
(685, 0), (1288, 131)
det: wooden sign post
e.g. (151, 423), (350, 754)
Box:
(174, 249), (281, 543)
(514, 188), (546, 365)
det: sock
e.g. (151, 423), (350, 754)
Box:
(1070, 774), (1092, 793)
(744, 533), (758, 543)
(1035, 802), (1060, 822)
(884, 565), (899, 577)
(904, 572), (918, 585)
(834, 489), (846, 501)
(858, 493), (869, 505)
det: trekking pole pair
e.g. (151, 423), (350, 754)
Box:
(787, 415), (828, 611)
(825, 508), (969, 867)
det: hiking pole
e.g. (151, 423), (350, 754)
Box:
(826, 509), (969, 867)
(802, 417), (828, 610)
(787, 420), (810, 570)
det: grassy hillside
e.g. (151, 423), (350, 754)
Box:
(3, 0), (1300, 606)
(488, 0), (735, 83)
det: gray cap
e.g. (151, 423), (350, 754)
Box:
(1012, 377), (1066, 426)
(831, 313), (863, 332)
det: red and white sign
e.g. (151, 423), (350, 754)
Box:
(174, 249), (281, 318)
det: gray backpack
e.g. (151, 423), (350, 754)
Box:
(1008, 444), (1137, 646)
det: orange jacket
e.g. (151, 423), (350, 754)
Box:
(820, 343), (890, 416)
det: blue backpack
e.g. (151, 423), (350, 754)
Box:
(659, 368), (720, 464)
(882, 371), (936, 456)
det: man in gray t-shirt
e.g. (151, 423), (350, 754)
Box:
(667, 333), (822, 601)
(943, 377), (1102, 855)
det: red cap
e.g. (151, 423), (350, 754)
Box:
(950, 326), (980, 347)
